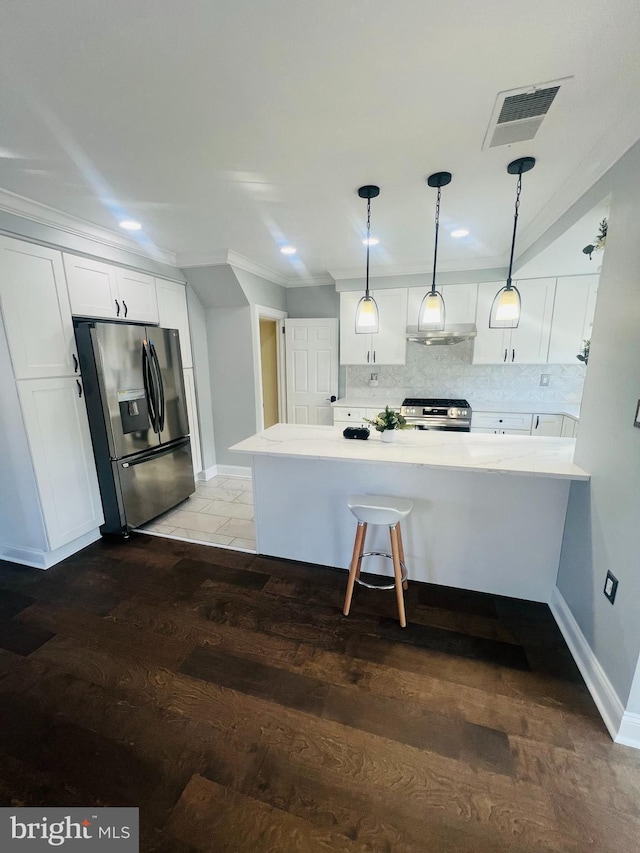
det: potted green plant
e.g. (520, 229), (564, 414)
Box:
(365, 405), (413, 442)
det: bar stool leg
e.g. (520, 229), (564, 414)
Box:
(343, 521), (366, 616)
(397, 522), (409, 591)
(389, 523), (407, 628)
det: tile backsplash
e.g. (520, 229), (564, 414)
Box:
(346, 340), (586, 404)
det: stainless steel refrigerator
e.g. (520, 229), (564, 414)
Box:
(75, 320), (195, 535)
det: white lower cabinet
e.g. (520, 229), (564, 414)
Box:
(17, 377), (103, 550)
(471, 412), (533, 433)
(183, 368), (201, 477)
(531, 413), (563, 436)
(561, 416), (578, 437)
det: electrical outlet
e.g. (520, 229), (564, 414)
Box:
(603, 570), (618, 604)
(540, 374), (551, 387)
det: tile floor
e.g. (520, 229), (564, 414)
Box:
(139, 475), (256, 552)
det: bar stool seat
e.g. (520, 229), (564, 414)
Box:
(343, 494), (413, 628)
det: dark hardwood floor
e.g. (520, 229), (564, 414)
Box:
(1, 534), (639, 852)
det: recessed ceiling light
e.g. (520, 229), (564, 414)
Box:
(280, 245), (296, 255)
(450, 228), (469, 238)
(362, 237), (379, 246)
(119, 220), (142, 231)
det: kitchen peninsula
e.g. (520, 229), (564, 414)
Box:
(231, 424), (589, 602)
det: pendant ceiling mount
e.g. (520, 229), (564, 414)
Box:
(357, 185), (380, 200)
(427, 171), (452, 189)
(507, 156), (536, 175)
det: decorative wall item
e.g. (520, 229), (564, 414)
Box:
(582, 218), (608, 260)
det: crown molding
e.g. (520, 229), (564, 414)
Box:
(178, 249), (335, 288)
(516, 110), (640, 257)
(0, 188), (178, 267)
(178, 249), (288, 286)
(329, 255), (507, 281)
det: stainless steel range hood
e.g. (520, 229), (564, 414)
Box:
(406, 323), (477, 346)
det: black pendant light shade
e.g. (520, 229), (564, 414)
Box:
(490, 156), (535, 329)
(418, 171), (451, 331)
(355, 185), (380, 334)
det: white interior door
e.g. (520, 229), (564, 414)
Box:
(285, 319), (338, 425)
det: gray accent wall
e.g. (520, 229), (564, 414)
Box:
(205, 306), (257, 467)
(556, 138), (640, 709)
(184, 263), (288, 466)
(286, 284), (339, 318)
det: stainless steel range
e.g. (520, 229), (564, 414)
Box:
(400, 398), (471, 431)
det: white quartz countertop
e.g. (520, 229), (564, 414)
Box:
(230, 424), (589, 480)
(333, 398), (580, 419)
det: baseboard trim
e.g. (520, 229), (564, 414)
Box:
(196, 464), (218, 481)
(550, 587), (626, 742)
(616, 712), (640, 749)
(0, 528), (102, 570)
(217, 464), (252, 478)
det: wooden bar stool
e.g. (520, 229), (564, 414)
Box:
(343, 494), (413, 628)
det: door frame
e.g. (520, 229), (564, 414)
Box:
(251, 304), (287, 431)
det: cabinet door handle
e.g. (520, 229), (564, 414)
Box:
(367, 351), (370, 363)
(372, 350), (376, 363)
(115, 299), (120, 317)
(76, 379), (83, 398)
(512, 348), (515, 362)
(123, 300), (128, 318)
(503, 348), (507, 362)
(535, 416), (540, 429)
(72, 353), (78, 373)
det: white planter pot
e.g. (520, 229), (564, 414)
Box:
(380, 430), (397, 443)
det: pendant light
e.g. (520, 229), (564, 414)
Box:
(355, 185), (380, 334)
(490, 156), (536, 328)
(418, 171), (452, 331)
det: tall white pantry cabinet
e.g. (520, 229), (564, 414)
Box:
(0, 236), (104, 566)
(0, 234), (200, 569)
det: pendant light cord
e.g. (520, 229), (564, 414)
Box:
(431, 185), (441, 294)
(506, 172), (523, 289)
(365, 197), (371, 298)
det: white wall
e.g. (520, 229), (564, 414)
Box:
(556, 139), (640, 710)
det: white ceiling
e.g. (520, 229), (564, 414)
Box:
(0, 1), (638, 283)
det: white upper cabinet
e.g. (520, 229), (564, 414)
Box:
(115, 267), (158, 323)
(473, 279), (555, 364)
(64, 254), (158, 323)
(547, 275), (599, 364)
(406, 283), (478, 326)
(64, 255), (120, 319)
(156, 279), (192, 367)
(0, 237), (78, 380)
(340, 288), (408, 365)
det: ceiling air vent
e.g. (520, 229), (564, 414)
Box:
(482, 79), (570, 150)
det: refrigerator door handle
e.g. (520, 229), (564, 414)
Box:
(149, 341), (165, 432)
(121, 437), (190, 467)
(142, 341), (159, 433)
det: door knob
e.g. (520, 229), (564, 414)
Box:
(325, 395), (337, 402)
